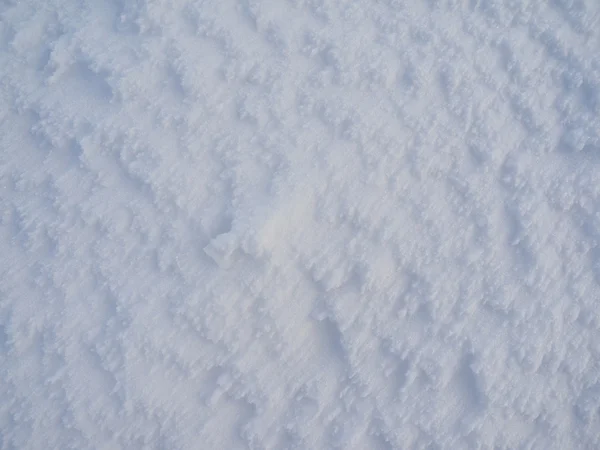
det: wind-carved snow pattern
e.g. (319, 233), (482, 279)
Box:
(1, 0), (600, 449)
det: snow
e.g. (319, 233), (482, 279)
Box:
(1, 0), (600, 448)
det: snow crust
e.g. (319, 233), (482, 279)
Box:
(1, 0), (600, 448)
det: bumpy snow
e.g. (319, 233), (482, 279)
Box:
(1, 0), (600, 449)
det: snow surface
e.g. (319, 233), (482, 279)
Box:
(1, 0), (600, 448)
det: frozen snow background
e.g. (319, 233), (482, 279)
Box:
(1, 0), (600, 448)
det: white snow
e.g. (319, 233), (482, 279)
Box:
(1, 0), (600, 448)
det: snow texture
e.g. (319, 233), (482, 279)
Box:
(1, 0), (600, 449)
